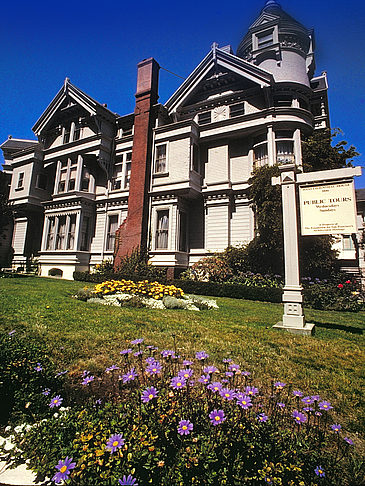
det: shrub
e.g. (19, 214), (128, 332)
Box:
(0, 332), (64, 425)
(303, 277), (363, 312)
(1, 341), (359, 485)
(182, 256), (232, 282)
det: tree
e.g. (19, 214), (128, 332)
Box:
(245, 129), (358, 277)
(0, 171), (12, 236)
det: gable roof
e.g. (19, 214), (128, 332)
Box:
(32, 78), (118, 136)
(165, 46), (274, 115)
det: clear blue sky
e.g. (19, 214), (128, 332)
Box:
(1, 0), (364, 187)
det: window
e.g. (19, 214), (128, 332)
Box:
(56, 216), (66, 250)
(112, 156), (123, 190)
(274, 96), (292, 107)
(257, 31), (273, 49)
(253, 135), (268, 169)
(63, 125), (71, 144)
(66, 215), (76, 250)
(81, 167), (90, 192)
(197, 111), (211, 125)
(192, 143), (200, 173)
(57, 159), (78, 193)
(45, 214), (79, 251)
(342, 235), (354, 251)
(106, 215), (119, 251)
(155, 210), (169, 249)
(36, 174), (47, 190)
(155, 144), (167, 173)
(179, 212), (187, 252)
(73, 124), (81, 141)
(80, 216), (90, 251)
(230, 103), (245, 118)
(17, 172), (24, 189)
(46, 217), (55, 250)
(275, 131), (295, 164)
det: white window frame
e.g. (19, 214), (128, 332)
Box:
(154, 143), (168, 174)
(106, 213), (120, 251)
(154, 208), (170, 250)
(16, 172), (25, 189)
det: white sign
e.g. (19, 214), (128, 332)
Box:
(299, 181), (357, 235)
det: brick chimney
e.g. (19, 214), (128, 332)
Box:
(114, 58), (160, 269)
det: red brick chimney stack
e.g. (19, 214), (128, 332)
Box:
(114, 58), (160, 269)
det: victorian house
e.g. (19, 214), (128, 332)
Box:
(1, 1), (333, 279)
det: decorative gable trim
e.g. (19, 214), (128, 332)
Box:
(165, 47), (273, 115)
(32, 79), (117, 136)
(250, 12), (279, 29)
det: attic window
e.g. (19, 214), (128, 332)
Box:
(197, 111), (211, 125)
(257, 31), (273, 49)
(230, 103), (245, 118)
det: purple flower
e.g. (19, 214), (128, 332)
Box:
(222, 358), (232, 363)
(179, 368), (193, 380)
(170, 376), (186, 390)
(228, 363), (240, 373)
(203, 365), (218, 374)
(244, 386), (258, 396)
(8, 330), (16, 336)
(257, 413), (268, 423)
(55, 370), (68, 378)
(141, 386), (158, 403)
(42, 388), (50, 396)
(225, 371), (234, 378)
(146, 362), (162, 375)
(331, 424), (341, 433)
(81, 375), (94, 385)
(274, 381), (286, 390)
(302, 396), (315, 405)
(122, 368), (137, 383)
(34, 363), (42, 372)
(220, 388), (235, 400)
(293, 410), (307, 424)
(207, 382), (222, 393)
(311, 395), (320, 402)
(106, 433), (125, 454)
(242, 370), (251, 377)
(315, 411), (322, 417)
(178, 419), (193, 435)
(161, 349), (176, 359)
(49, 395), (63, 408)
(120, 348), (132, 355)
(319, 400), (333, 411)
(198, 374), (210, 384)
(119, 475), (138, 485)
(344, 437), (354, 445)
(52, 456), (76, 484)
(237, 396), (252, 409)
(292, 390), (303, 397)
(82, 370), (90, 377)
(183, 359), (193, 366)
(195, 351), (209, 360)
(209, 409), (226, 426)
(264, 477), (273, 484)
(277, 402), (285, 409)
(105, 364), (119, 372)
(315, 466), (325, 478)
(133, 351), (143, 357)
(303, 406), (314, 412)
(131, 338), (144, 345)
(145, 357), (156, 364)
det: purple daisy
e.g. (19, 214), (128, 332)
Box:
(146, 361), (162, 375)
(220, 388), (235, 400)
(183, 359), (193, 366)
(42, 388), (50, 396)
(105, 364), (119, 372)
(119, 475), (138, 485)
(131, 338), (144, 345)
(209, 409), (226, 426)
(106, 433), (125, 454)
(49, 395), (63, 408)
(34, 363), (42, 372)
(303, 406), (314, 412)
(319, 400), (333, 411)
(145, 356), (156, 364)
(198, 374), (210, 384)
(344, 437), (354, 445)
(120, 348), (132, 355)
(228, 363), (240, 373)
(274, 381), (286, 390)
(241, 370), (251, 377)
(178, 419), (193, 435)
(179, 368), (193, 379)
(293, 410), (307, 424)
(8, 330), (16, 336)
(314, 466), (325, 478)
(52, 456), (76, 484)
(292, 390), (303, 397)
(55, 370), (68, 378)
(141, 386), (158, 403)
(170, 376), (187, 390)
(244, 385), (259, 396)
(237, 396), (252, 409)
(207, 381), (222, 393)
(330, 424), (341, 433)
(81, 375), (94, 385)
(302, 396), (315, 405)
(161, 349), (176, 359)
(122, 368), (137, 383)
(257, 413), (268, 423)
(311, 395), (320, 401)
(195, 351), (209, 360)
(277, 402), (285, 409)
(203, 365), (218, 374)
(225, 371), (234, 378)
(133, 351), (143, 357)
(222, 358), (232, 363)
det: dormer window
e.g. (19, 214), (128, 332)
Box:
(198, 111), (211, 125)
(229, 103), (245, 118)
(63, 125), (71, 144)
(257, 31), (273, 49)
(62, 121), (82, 144)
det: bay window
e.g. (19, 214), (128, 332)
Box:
(155, 210), (169, 249)
(106, 215), (119, 251)
(275, 131), (295, 164)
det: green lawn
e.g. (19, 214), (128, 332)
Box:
(0, 276), (364, 443)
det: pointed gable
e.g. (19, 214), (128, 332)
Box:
(165, 46), (273, 115)
(32, 79), (117, 136)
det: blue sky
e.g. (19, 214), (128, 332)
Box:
(1, 0), (364, 187)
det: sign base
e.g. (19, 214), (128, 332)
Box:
(273, 321), (315, 336)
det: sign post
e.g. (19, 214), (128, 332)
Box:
(272, 165), (361, 336)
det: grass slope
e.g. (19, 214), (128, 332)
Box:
(0, 276), (364, 444)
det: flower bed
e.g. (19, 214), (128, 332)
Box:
(1, 338), (358, 485)
(93, 279), (184, 300)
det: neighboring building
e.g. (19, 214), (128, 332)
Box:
(1, 1), (339, 279)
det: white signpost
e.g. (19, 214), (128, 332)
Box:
(272, 165), (361, 335)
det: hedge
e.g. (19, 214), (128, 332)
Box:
(73, 271), (283, 303)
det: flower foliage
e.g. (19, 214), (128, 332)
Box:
(93, 279), (184, 300)
(1, 339), (359, 486)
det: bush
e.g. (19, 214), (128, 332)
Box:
(1, 341), (359, 485)
(303, 277), (363, 312)
(0, 332), (64, 425)
(182, 256), (232, 282)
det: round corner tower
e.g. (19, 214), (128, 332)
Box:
(236, 0), (315, 87)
